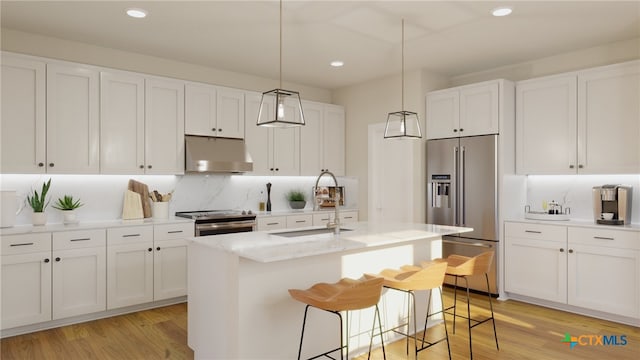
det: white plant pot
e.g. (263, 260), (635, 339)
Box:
(62, 210), (78, 224)
(32, 212), (47, 226)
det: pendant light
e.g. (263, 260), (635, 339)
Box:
(384, 19), (422, 139)
(257, 0), (305, 127)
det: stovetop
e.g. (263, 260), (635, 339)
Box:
(175, 209), (256, 221)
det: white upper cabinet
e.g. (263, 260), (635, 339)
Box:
(100, 70), (146, 174)
(577, 61), (640, 174)
(1, 53), (46, 173)
(245, 92), (300, 176)
(47, 62), (100, 174)
(516, 60), (640, 174)
(185, 83), (244, 139)
(145, 77), (185, 174)
(426, 81), (500, 139)
(300, 102), (345, 176)
(516, 74), (577, 174)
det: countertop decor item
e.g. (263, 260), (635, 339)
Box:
(53, 195), (83, 224)
(256, 0), (305, 128)
(128, 179), (151, 218)
(27, 178), (51, 226)
(266, 183), (272, 212)
(149, 190), (173, 219)
(122, 190), (144, 220)
(285, 189), (306, 210)
(384, 19), (421, 139)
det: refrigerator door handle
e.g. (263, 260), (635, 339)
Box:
(453, 146), (459, 226)
(460, 145), (466, 226)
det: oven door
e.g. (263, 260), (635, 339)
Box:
(442, 236), (498, 295)
(195, 220), (256, 236)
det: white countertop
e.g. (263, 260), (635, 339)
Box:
(0, 217), (193, 236)
(189, 221), (472, 263)
(506, 218), (640, 232)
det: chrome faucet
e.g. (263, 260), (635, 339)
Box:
(314, 170), (340, 234)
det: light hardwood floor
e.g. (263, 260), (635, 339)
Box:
(1, 289), (638, 359)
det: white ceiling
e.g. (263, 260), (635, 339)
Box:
(2, 1), (639, 89)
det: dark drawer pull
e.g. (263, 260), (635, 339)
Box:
(593, 236), (615, 240)
(295, 220), (307, 223)
(525, 230), (542, 234)
(168, 230), (183, 234)
(122, 234), (141, 238)
(267, 222), (280, 226)
(344, 216), (353, 219)
(10, 242), (34, 247)
(70, 238), (91, 242)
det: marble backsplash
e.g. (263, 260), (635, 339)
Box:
(526, 174), (640, 223)
(0, 174), (359, 226)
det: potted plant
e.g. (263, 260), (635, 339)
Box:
(27, 178), (51, 226)
(286, 189), (307, 210)
(53, 195), (83, 224)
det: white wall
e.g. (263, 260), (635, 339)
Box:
(1, 28), (331, 103)
(0, 174), (358, 226)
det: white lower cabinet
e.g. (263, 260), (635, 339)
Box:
(286, 214), (313, 229)
(153, 223), (192, 300)
(505, 221), (640, 320)
(312, 210), (359, 226)
(1, 233), (52, 330)
(257, 216), (287, 231)
(106, 226), (154, 309)
(52, 229), (106, 319)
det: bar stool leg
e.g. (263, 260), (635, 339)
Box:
(452, 275), (459, 334)
(464, 277), (473, 360)
(486, 273), (499, 350)
(367, 305), (386, 360)
(439, 287), (452, 360)
(297, 305), (310, 360)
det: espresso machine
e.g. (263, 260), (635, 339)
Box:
(592, 185), (633, 225)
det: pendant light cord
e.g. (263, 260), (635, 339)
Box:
(401, 18), (405, 111)
(279, 0), (283, 89)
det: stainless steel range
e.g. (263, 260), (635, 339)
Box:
(175, 210), (256, 236)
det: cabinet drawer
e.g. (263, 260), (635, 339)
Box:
(1, 233), (51, 255)
(286, 215), (313, 229)
(107, 226), (153, 246)
(313, 213), (332, 226)
(504, 222), (566, 241)
(340, 211), (358, 224)
(568, 227), (639, 250)
(154, 222), (194, 241)
(53, 229), (105, 250)
(257, 216), (286, 231)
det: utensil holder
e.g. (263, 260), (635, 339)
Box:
(152, 202), (169, 219)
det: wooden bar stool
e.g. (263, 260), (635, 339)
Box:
(434, 251), (499, 360)
(365, 261), (451, 359)
(288, 277), (386, 360)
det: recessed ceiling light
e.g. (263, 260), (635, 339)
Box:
(126, 8), (148, 19)
(330, 60), (344, 67)
(491, 6), (512, 17)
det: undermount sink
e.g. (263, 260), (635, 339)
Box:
(271, 228), (353, 238)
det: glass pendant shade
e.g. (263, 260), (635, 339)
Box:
(257, 88), (305, 127)
(384, 110), (422, 139)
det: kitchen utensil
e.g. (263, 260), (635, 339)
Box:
(1, 190), (24, 228)
(127, 179), (151, 218)
(122, 190), (144, 220)
(266, 183), (272, 212)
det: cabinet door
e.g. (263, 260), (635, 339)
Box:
(300, 101), (324, 175)
(1, 251), (52, 329)
(245, 92), (271, 175)
(46, 62), (100, 174)
(578, 61), (640, 174)
(154, 238), (188, 300)
(1, 54), (46, 174)
(100, 71), (145, 174)
(339, 210), (358, 224)
(426, 90), (459, 140)
(145, 78), (185, 174)
(216, 87), (245, 139)
(271, 127), (300, 175)
(459, 82), (499, 136)
(516, 75), (577, 174)
(504, 223), (568, 303)
(323, 105), (346, 176)
(106, 225), (154, 310)
(185, 83), (217, 137)
(52, 246), (106, 319)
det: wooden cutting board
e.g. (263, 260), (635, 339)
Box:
(122, 190), (144, 220)
(128, 179), (151, 218)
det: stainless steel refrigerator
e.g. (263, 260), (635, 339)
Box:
(427, 134), (498, 295)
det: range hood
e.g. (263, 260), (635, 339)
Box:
(185, 135), (253, 173)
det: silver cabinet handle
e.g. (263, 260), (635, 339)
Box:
(122, 234), (140, 238)
(267, 222), (280, 226)
(593, 236), (614, 240)
(10, 242), (34, 247)
(525, 230), (542, 234)
(168, 230), (183, 234)
(295, 220), (306, 223)
(70, 238), (91, 242)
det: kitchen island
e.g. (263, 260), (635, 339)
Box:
(187, 222), (472, 359)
